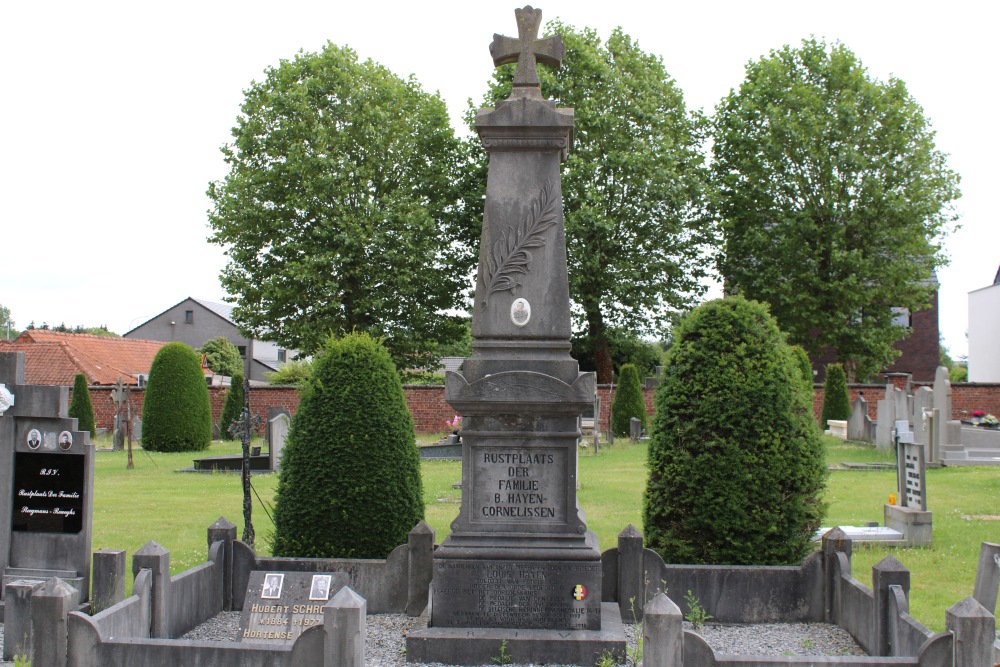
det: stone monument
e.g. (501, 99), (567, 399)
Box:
(407, 7), (624, 665)
(0, 351), (95, 609)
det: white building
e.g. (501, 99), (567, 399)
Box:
(968, 266), (1000, 382)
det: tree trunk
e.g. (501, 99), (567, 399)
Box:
(587, 308), (614, 384)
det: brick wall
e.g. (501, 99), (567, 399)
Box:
(78, 380), (1000, 436)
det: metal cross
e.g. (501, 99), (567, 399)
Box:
(229, 377), (261, 546)
(490, 6), (565, 89)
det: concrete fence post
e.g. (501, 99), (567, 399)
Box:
(618, 524), (644, 622)
(3, 579), (44, 661)
(325, 586), (366, 667)
(207, 517), (237, 611)
(821, 527), (852, 623)
(133, 540), (171, 638)
(643, 591), (682, 667)
(972, 541), (999, 615)
(30, 578), (80, 667)
(406, 521), (435, 616)
(872, 555), (910, 656)
(91, 549), (126, 614)
(946, 596), (995, 667)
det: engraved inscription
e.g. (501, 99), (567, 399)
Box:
(473, 448), (564, 522)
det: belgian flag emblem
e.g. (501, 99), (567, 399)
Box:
(572, 584), (587, 601)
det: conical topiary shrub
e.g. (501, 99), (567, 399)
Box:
(220, 374), (244, 439)
(789, 345), (814, 396)
(611, 363), (646, 438)
(643, 296), (827, 565)
(68, 373), (96, 438)
(141, 342), (212, 452)
(271, 332), (424, 558)
(820, 363), (851, 430)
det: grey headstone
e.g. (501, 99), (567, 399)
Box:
(847, 396), (874, 443)
(875, 386), (896, 450)
(268, 414), (290, 471)
(933, 365), (962, 447)
(892, 387), (909, 429)
(238, 570), (349, 644)
(897, 440), (927, 511)
(265, 407), (291, 445)
(912, 387), (934, 447)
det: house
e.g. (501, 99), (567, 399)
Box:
(808, 272), (940, 383)
(0, 330), (166, 386)
(968, 265), (1000, 382)
(123, 297), (296, 383)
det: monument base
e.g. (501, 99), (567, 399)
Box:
(406, 602), (627, 666)
(884, 504), (933, 547)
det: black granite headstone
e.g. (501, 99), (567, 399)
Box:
(237, 570), (348, 644)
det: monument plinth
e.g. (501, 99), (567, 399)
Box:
(408, 7), (625, 664)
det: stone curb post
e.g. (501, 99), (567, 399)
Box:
(872, 555), (910, 656)
(92, 549), (126, 614)
(946, 596), (994, 667)
(821, 527), (852, 623)
(643, 591), (681, 667)
(133, 540), (170, 638)
(406, 521), (435, 616)
(31, 578), (80, 667)
(207, 517), (237, 611)
(3, 579), (43, 661)
(972, 541), (999, 614)
(618, 525), (644, 622)
(325, 586), (366, 667)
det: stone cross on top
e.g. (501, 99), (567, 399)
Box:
(490, 5), (565, 92)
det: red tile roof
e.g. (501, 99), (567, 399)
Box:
(0, 331), (167, 386)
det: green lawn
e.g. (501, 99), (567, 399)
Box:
(90, 435), (997, 633)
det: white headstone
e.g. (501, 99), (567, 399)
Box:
(911, 387), (934, 447)
(932, 365), (961, 450)
(269, 413), (291, 471)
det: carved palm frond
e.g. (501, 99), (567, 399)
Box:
(484, 181), (559, 303)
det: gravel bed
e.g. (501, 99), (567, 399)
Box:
(179, 613), (867, 665)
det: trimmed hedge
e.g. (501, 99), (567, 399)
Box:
(272, 332), (424, 558)
(141, 342), (212, 452)
(821, 363), (851, 429)
(220, 375), (245, 439)
(68, 373), (96, 438)
(643, 296), (827, 565)
(790, 345), (814, 395)
(611, 363), (646, 437)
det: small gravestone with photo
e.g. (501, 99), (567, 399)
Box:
(0, 351), (95, 602)
(237, 570), (349, 644)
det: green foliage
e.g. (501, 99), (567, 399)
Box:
(643, 297), (827, 565)
(141, 343), (212, 452)
(68, 373), (96, 438)
(220, 375), (244, 439)
(264, 358), (313, 385)
(820, 364), (851, 429)
(271, 332), (424, 558)
(197, 337), (243, 378)
(208, 42), (478, 373)
(571, 330), (661, 377)
(1, 303), (15, 339)
(712, 39), (960, 381)
(611, 364), (646, 438)
(476, 22), (713, 382)
(683, 590), (713, 629)
(492, 639), (512, 666)
(949, 365), (968, 383)
(790, 345), (815, 394)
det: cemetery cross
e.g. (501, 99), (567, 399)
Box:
(489, 5), (565, 89)
(229, 376), (261, 546)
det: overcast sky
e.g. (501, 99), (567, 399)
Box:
(2, 1), (994, 359)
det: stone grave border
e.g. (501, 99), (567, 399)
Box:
(5, 522), (996, 667)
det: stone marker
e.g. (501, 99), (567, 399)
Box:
(0, 351), (94, 600)
(911, 387), (934, 447)
(885, 434), (933, 546)
(407, 7), (624, 664)
(875, 385), (896, 450)
(238, 570), (349, 644)
(933, 365), (962, 458)
(269, 413), (290, 471)
(847, 395), (874, 443)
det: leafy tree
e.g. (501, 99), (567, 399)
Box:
(208, 42), (478, 373)
(611, 363), (646, 438)
(271, 332), (424, 558)
(820, 364), (851, 429)
(141, 343), (212, 452)
(571, 329), (661, 378)
(790, 345), (815, 395)
(712, 38), (960, 382)
(1, 304), (15, 339)
(68, 374), (96, 438)
(643, 297), (826, 565)
(198, 336), (244, 378)
(264, 358), (313, 385)
(476, 22), (714, 383)
(220, 374), (244, 439)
